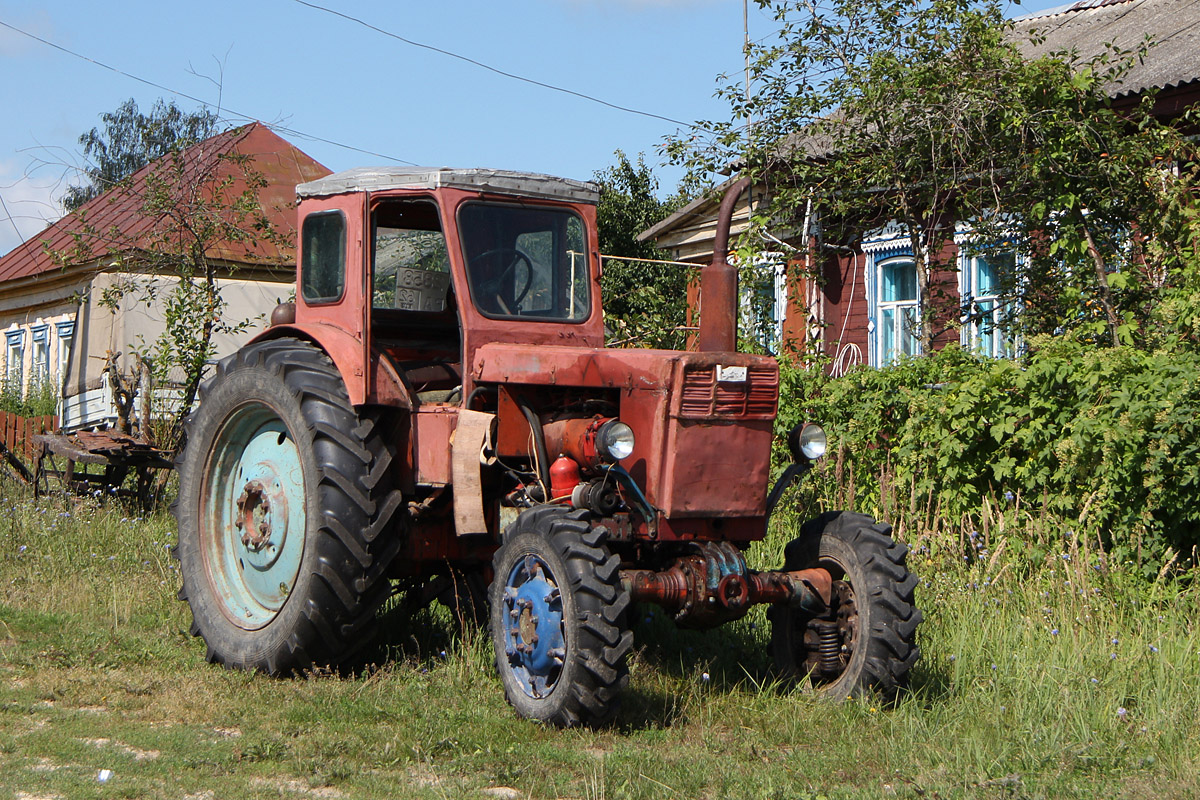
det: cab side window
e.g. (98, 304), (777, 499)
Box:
(301, 211), (346, 304)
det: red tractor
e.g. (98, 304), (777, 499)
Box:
(173, 168), (920, 726)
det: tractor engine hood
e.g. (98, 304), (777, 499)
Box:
(471, 343), (779, 527)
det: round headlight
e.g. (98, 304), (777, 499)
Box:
(798, 423), (827, 461)
(596, 420), (636, 462)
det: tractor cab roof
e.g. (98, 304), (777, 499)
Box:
(296, 167), (600, 205)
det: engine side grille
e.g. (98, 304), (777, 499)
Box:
(679, 365), (778, 418)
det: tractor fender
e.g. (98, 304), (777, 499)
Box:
(248, 323), (413, 411)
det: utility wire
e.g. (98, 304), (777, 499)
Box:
(0, 191), (30, 251)
(0, 190), (45, 264)
(0, 18), (416, 166)
(0, 192), (25, 245)
(288, 0), (705, 132)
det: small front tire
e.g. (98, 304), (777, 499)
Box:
(489, 507), (632, 727)
(769, 511), (921, 701)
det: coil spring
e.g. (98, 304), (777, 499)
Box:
(814, 620), (842, 676)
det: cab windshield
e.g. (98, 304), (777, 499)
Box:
(458, 203), (590, 321)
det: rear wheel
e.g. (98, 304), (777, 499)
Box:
(173, 338), (402, 673)
(769, 511), (921, 700)
(489, 507), (632, 727)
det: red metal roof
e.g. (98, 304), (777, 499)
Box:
(0, 123), (330, 284)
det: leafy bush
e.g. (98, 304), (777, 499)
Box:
(0, 377), (58, 418)
(780, 339), (1200, 574)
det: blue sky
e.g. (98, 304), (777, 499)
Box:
(0, 0), (1067, 257)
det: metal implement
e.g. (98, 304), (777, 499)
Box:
(621, 541), (833, 628)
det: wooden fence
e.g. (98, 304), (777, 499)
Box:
(0, 411), (57, 466)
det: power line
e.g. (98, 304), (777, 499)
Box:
(288, 0), (705, 132)
(0, 18), (417, 166)
(0, 190), (45, 264)
(0, 191), (27, 245)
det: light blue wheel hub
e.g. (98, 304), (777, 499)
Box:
(502, 554), (566, 699)
(201, 403), (307, 630)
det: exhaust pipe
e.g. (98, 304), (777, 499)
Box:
(698, 175), (751, 352)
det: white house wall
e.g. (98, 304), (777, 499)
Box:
(57, 272), (291, 431)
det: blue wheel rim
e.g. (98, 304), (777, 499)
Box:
(200, 401), (307, 630)
(501, 553), (566, 699)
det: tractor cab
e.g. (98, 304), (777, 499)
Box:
(286, 168), (606, 411)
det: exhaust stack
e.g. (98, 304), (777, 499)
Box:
(698, 176), (751, 352)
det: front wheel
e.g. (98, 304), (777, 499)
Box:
(768, 511), (921, 701)
(489, 507), (632, 727)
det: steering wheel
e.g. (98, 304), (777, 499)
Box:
(473, 248), (534, 313)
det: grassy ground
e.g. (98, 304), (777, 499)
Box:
(1, 481), (1198, 799)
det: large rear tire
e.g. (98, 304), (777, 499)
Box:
(173, 338), (402, 673)
(768, 511), (921, 701)
(489, 507), (632, 727)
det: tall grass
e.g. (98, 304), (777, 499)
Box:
(1, 474), (1198, 798)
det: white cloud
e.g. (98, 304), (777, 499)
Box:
(0, 162), (64, 260)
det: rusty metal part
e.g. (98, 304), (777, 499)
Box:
(699, 176), (751, 352)
(235, 478), (288, 552)
(620, 540), (832, 628)
(473, 345), (778, 527)
(270, 302), (296, 327)
(799, 580), (858, 680)
(814, 621), (842, 677)
(541, 416), (606, 471)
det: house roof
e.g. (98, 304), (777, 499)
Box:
(0, 123), (330, 286)
(1014, 0), (1200, 98)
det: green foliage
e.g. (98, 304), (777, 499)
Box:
(782, 340), (1200, 573)
(61, 98), (218, 212)
(0, 377), (57, 418)
(668, 0), (1200, 352)
(594, 151), (695, 349)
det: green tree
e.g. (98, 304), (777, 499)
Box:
(62, 98), (219, 212)
(668, 0), (1197, 352)
(54, 119), (284, 453)
(969, 62), (1199, 348)
(594, 151), (695, 349)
